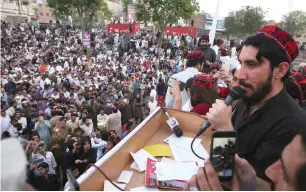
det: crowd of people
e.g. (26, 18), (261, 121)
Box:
(1, 19), (306, 191)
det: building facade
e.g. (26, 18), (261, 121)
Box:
(31, 0), (55, 24)
(1, 0), (34, 25)
(203, 13), (225, 35)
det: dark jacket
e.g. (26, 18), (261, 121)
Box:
(232, 89), (306, 181)
(73, 148), (97, 174)
(156, 82), (166, 96)
(119, 103), (134, 126)
(196, 46), (216, 63)
(29, 171), (61, 191)
(300, 101), (306, 111)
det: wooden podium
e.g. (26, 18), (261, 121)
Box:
(69, 107), (269, 191)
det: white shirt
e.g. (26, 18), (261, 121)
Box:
(150, 89), (157, 100)
(32, 152), (57, 174)
(1, 114), (11, 135)
(148, 100), (158, 114)
(165, 67), (201, 108)
(17, 117), (27, 129)
(6, 107), (15, 117)
(90, 138), (107, 161)
(51, 93), (60, 99)
(182, 99), (193, 112)
(45, 78), (51, 85)
(63, 91), (70, 99)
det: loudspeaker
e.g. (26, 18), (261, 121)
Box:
(191, 20), (194, 27)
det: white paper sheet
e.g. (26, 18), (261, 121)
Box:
(104, 180), (126, 191)
(163, 134), (201, 150)
(155, 162), (198, 181)
(117, 171), (133, 184)
(160, 157), (175, 163)
(169, 142), (209, 163)
(130, 161), (142, 172)
(130, 186), (159, 191)
(130, 149), (157, 172)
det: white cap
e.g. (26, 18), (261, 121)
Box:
(1, 138), (27, 190)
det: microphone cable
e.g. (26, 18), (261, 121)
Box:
(87, 163), (124, 191)
(191, 136), (205, 161)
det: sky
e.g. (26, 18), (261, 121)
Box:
(198, 0), (306, 22)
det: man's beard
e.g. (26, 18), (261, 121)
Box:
(240, 71), (273, 106)
(200, 44), (209, 48)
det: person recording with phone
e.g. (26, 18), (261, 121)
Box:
(186, 131), (306, 191)
(205, 26), (306, 181)
(72, 136), (97, 174)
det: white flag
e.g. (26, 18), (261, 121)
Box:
(209, 0), (220, 48)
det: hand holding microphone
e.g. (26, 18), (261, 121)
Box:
(206, 99), (234, 131)
(196, 86), (245, 137)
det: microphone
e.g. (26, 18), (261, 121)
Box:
(196, 86), (245, 137)
(161, 108), (183, 137)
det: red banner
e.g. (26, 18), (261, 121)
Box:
(108, 24), (140, 34)
(164, 27), (197, 38)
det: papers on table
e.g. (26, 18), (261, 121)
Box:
(160, 157), (175, 163)
(130, 149), (157, 172)
(169, 142), (209, 163)
(117, 171), (133, 184)
(130, 161), (142, 172)
(104, 180), (126, 191)
(163, 134), (202, 150)
(155, 161), (198, 181)
(130, 186), (159, 191)
(144, 144), (172, 157)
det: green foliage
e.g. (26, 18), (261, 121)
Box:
(280, 11), (306, 36)
(121, 0), (129, 17)
(47, 0), (112, 28)
(224, 6), (266, 37)
(135, 0), (199, 28)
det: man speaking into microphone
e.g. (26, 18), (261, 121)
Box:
(206, 26), (306, 181)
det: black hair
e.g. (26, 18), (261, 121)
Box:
(243, 35), (290, 81)
(285, 76), (303, 103)
(185, 77), (194, 91)
(2, 131), (11, 138)
(95, 128), (101, 132)
(101, 130), (109, 141)
(37, 162), (49, 169)
(186, 57), (205, 68)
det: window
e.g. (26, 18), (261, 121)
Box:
(40, 12), (43, 16)
(39, 4), (42, 7)
(304, 35), (306, 38)
(205, 19), (213, 26)
(217, 20), (225, 29)
(46, 13), (49, 16)
(45, 4), (48, 8)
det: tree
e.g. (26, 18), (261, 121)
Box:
(224, 6), (266, 37)
(47, 0), (112, 30)
(135, 0), (199, 56)
(280, 11), (306, 36)
(121, 0), (129, 21)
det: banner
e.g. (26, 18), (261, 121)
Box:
(164, 27), (197, 38)
(82, 32), (90, 47)
(107, 24), (140, 34)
